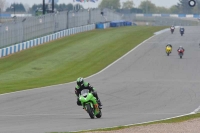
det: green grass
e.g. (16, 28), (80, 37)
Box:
(0, 26), (165, 94)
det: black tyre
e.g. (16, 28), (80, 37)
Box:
(167, 53), (169, 56)
(86, 104), (94, 119)
(96, 110), (102, 118)
(180, 56), (182, 59)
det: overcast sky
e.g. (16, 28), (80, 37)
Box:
(6, 0), (180, 8)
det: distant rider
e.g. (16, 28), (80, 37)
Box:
(166, 43), (172, 48)
(177, 46), (185, 53)
(170, 25), (175, 30)
(166, 43), (172, 53)
(75, 77), (102, 109)
(180, 27), (185, 33)
(170, 25), (175, 33)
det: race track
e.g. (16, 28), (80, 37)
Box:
(0, 26), (200, 133)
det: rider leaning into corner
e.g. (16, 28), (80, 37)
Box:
(75, 77), (103, 109)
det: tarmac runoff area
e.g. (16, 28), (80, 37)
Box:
(0, 26), (200, 133)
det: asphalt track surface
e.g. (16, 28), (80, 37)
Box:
(0, 27), (200, 133)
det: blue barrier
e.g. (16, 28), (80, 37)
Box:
(0, 13), (11, 18)
(178, 14), (186, 17)
(110, 21), (122, 27)
(9, 47), (11, 54)
(144, 14), (153, 17)
(26, 42), (28, 48)
(14, 45), (17, 53)
(161, 14), (170, 17)
(193, 14), (200, 18)
(1, 49), (4, 57)
(125, 21), (132, 26)
(110, 21), (132, 27)
(18, 44), (21, 51)
(22, 43), (25, 50)
(96, 23), (105, 29)
(6, 48), (9, 56)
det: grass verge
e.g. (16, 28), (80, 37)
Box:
(0, 26), (166, 94)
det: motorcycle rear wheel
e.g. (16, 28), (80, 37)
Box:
(96, 110), (102, 118)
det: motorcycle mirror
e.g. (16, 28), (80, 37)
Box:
(188, 0), (196, 7)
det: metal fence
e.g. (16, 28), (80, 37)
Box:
(0, 8), (121, 48)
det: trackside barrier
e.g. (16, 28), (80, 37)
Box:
(110, 20), (132, 27)
(96, 22), (110, 29)
(135, 14), (200, 18)
(0, 24), (96, 58)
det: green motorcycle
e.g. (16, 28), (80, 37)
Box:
(79, 89), (102, 119)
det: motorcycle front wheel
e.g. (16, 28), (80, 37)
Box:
(86, 104), (95, 119)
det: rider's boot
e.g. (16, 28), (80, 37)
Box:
(97, 99), (102, 109)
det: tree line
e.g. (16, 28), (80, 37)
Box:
(1, 0), (200, 14)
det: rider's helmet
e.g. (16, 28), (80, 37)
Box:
(167, 43), (171, 47)
(77, 77), (84, 87)
(179, 46), (183, 49)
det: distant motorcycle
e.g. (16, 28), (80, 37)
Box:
(178, 49), (184, 59)
(166, 46), (172, 56)
(170, 27), (175, 34)
(171, 29), (174, 34)
(180, 28), (185, 36)
(180, 31), (184, 36)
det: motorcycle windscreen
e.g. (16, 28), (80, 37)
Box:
(81, 89), (89, 97)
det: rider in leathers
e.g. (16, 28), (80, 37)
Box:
(177, 46), (185, 53)
(170, 25), (175, 32)
(166, 43), (172, 53)
(75, 77), (102, 109)
(180, 27), (185, 34)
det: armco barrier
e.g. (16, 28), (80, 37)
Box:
(0, 24), (96, 58)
